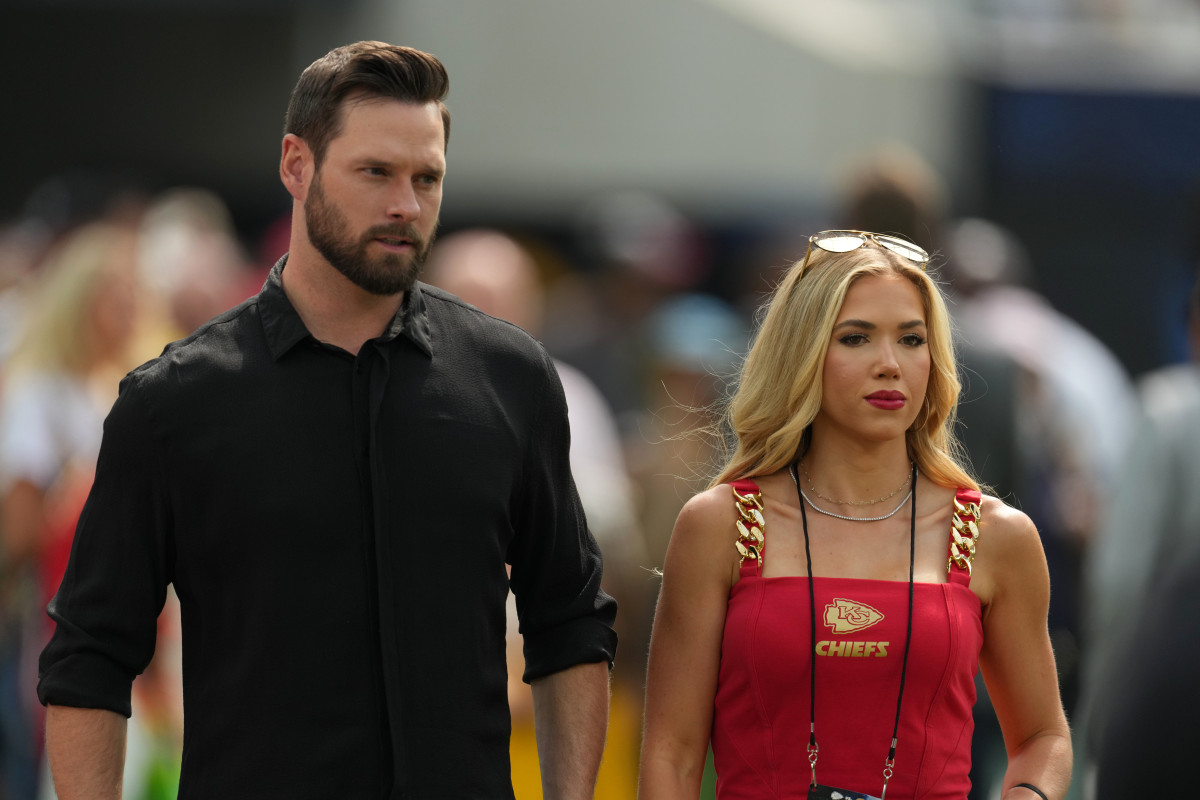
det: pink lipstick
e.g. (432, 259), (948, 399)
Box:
(866, 390), (906, 410)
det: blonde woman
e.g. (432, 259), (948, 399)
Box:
(639, 231), (1071, 800)
(0, 222), (144, 797)
(1, 222), (142, 588)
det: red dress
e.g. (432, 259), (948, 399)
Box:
(712, 481), (983, 799)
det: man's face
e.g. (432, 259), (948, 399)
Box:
(303, 97), (446, 296)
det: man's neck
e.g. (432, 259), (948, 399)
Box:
(280, 249), (405, 356)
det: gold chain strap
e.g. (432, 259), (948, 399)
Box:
(733, 485), (765, 564)
(947, 494), (982, 575)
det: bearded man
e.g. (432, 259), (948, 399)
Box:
(37, 41), (617, 800)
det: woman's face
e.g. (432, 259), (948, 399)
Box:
(89, 262), (139, 363)
(814, 272), (931, 446)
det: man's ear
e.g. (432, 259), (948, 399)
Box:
(280, 134), (313, 202)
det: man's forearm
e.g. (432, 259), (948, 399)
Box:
(531, 661), (610, 800)
(45, 705), (127, 800)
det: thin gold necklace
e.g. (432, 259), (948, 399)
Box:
(790, 463), (915, 523)
(798, 458), (912, 506)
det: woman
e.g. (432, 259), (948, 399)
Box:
(1, 222), (143, 599)
(639, 231), (1071, 800)
(0, 221), (164, 799)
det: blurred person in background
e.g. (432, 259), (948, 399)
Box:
(1087, 546), (1200, 797)
(423, 227), (647, 800)
(630, 292), (749, 798)
(1081, 268), (1200, 797)
(944, 216), (1138, 729)
(944, 218), (1137, 521)
(0, 222), (143, 645)
(630, 293), (748, 570)
(639, 230), (1071, 800)
(137, 187), (252, 340)
(0, 222), (49, 371)
(0, 222), (145, 799)
(36, 41), (616, 800)
(0, 170), (150, 378)
(549, 190), (711, 442)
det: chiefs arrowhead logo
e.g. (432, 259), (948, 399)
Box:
(823, 598), (885, 634)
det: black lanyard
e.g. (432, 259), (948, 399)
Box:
(796, 462), (917, 798)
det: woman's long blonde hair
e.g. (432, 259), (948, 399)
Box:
(710, 241), (978, 492)
(6, 223), (137, 378)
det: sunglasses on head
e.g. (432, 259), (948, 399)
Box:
(799, 230), (929, 275)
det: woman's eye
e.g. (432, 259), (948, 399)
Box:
(901, 334), (927, 347)
(838, 333), (868, 346)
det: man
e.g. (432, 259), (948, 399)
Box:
(37, 41), (617, 799)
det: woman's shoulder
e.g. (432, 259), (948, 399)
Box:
(972, 493), (1048, 605)
(678, 474), (780, 526)
(667, 481), (754, 585)
(937, 486), (1036, 542)
(978, 494), (1040, 548)
(675, 482), (745, 535)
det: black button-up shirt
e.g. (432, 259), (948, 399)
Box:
(38, 258), (618, 799)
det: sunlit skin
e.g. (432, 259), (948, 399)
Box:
(812, 273), (931, 453)
(279, 95), (446, 352)
(302, 95), (445, 295)
(638, 272), (1072, 800)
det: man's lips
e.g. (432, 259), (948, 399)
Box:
(368, 225), (420, 250)
(374, 236), (414, 250)
(865, 390), (906, 410)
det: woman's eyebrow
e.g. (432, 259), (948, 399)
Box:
(832, 319), (926, 332)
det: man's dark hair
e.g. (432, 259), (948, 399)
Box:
(284, 41), (450, 166)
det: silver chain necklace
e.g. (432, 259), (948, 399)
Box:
(789, 462), (915, 522)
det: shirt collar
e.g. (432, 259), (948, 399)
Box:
(258, 254), (434, 360)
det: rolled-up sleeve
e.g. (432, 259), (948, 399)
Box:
(508, 348), (618, 683)
(37, 372), (172, 717)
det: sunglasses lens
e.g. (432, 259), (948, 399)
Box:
(813, 233), (866, 253)
(876, 236), (927, 263)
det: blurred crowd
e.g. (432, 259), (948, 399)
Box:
(0, 180), (259, 800)
(1, 147), (1197, 799)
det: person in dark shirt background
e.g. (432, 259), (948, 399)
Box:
(37, 41), (617, 799)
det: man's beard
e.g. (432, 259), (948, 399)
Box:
(304, 174), (436, 296)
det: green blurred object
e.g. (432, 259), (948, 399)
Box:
(139, 748), (181, 800)
(702, 746), (716, 798)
